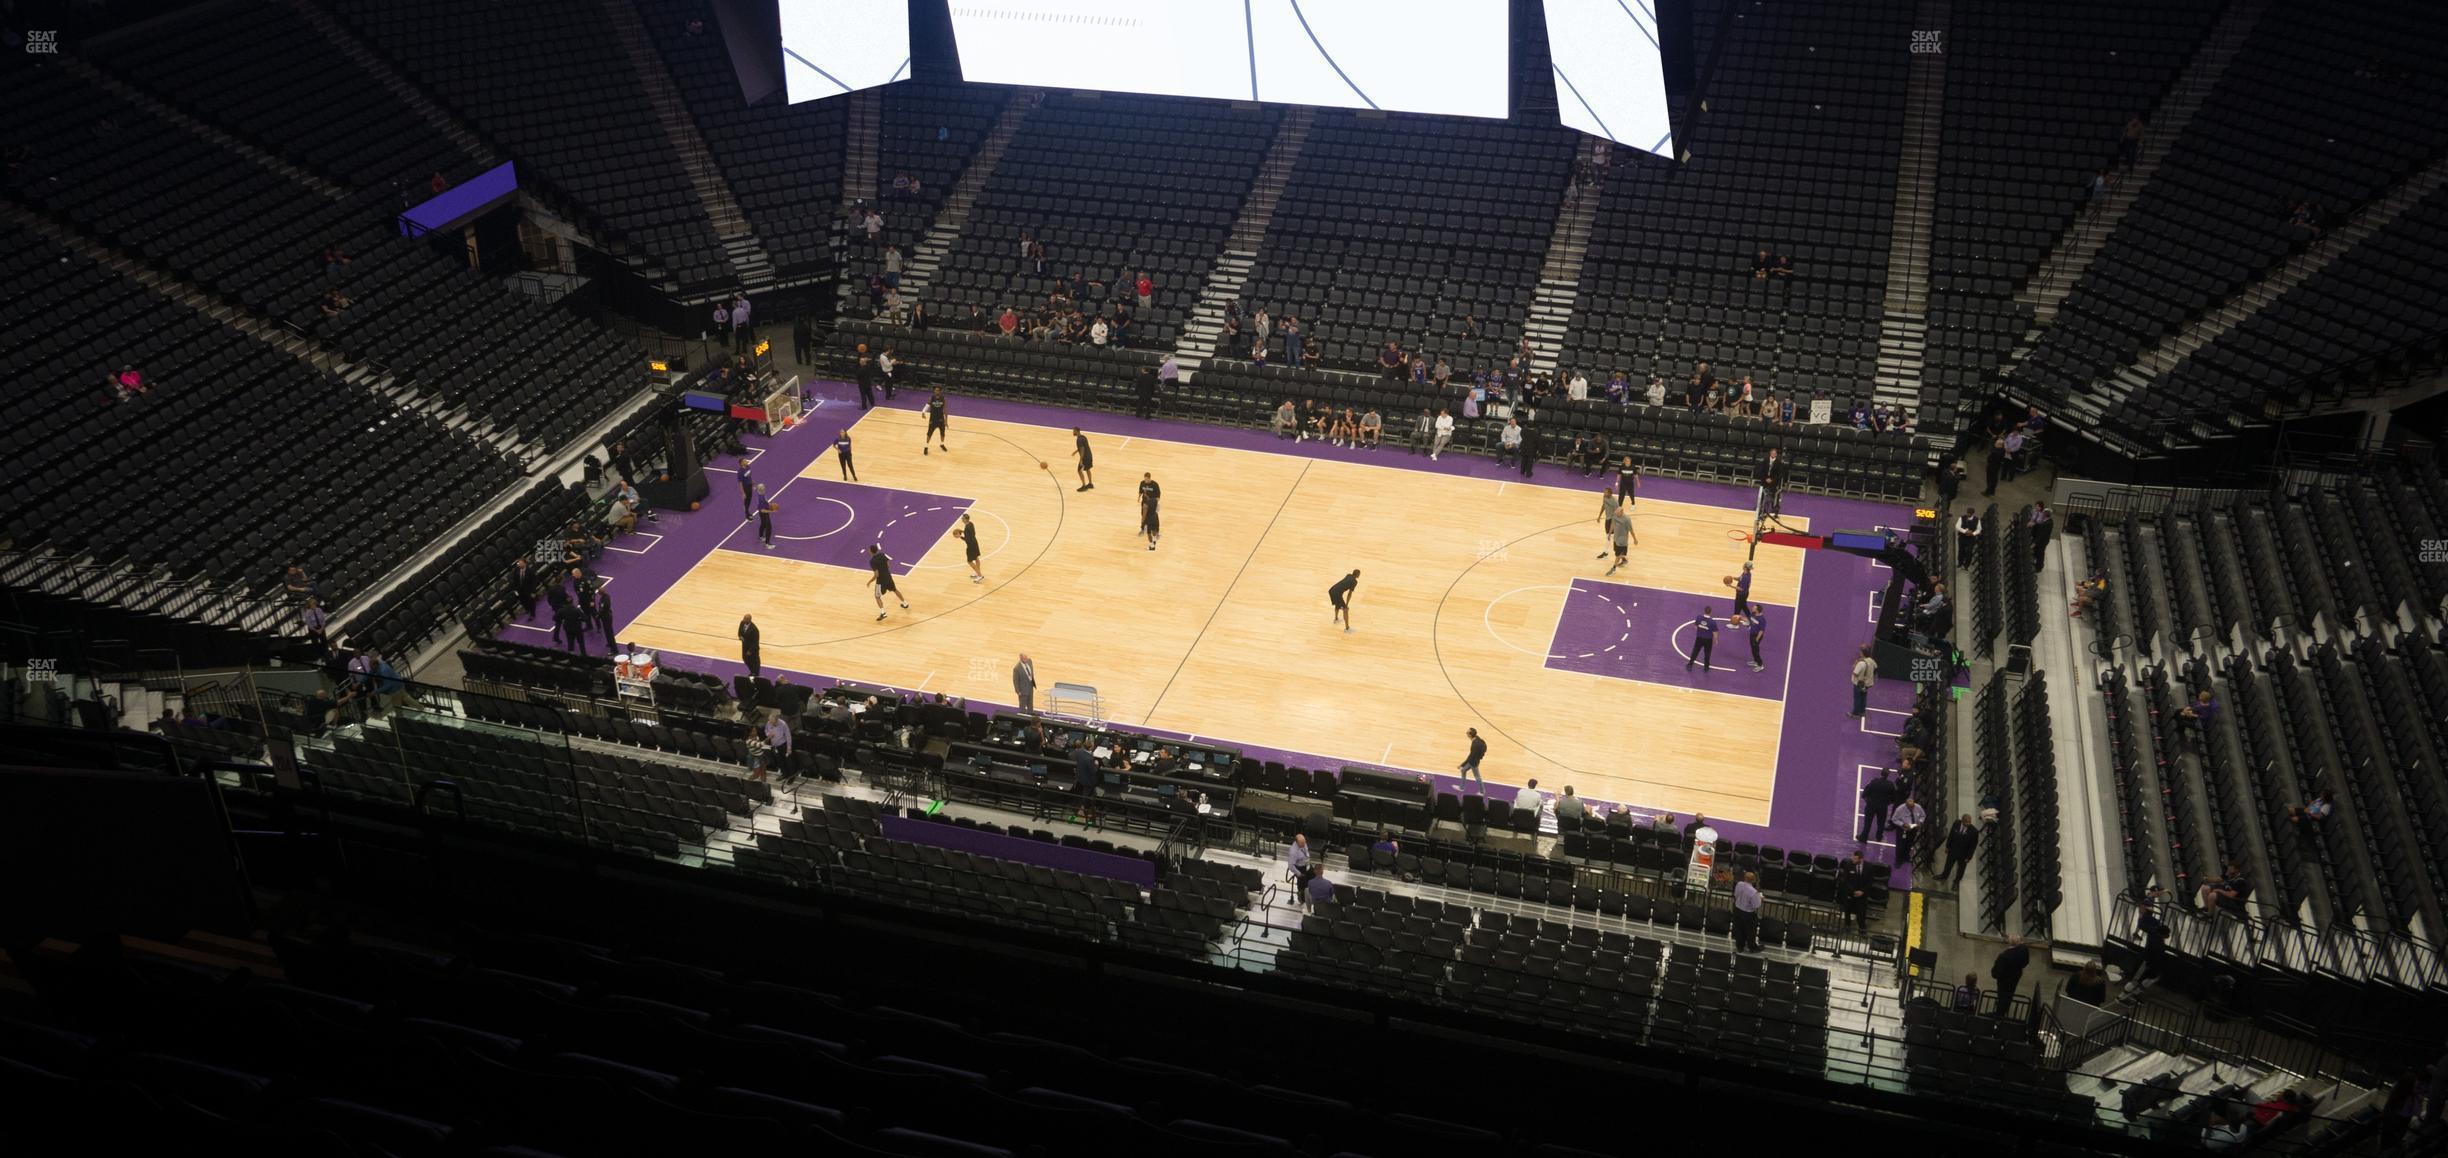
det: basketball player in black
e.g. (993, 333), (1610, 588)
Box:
(1328, 569), (1360, 632)
(1071, 428), (1094, 491)
(953, 512), (983, 583)
(922, 388), (951, 454)
(834, 429), (856, 480)
(1137, 472), (1161, 550)
(1617, 457), (1640, 504)
(867, 543), (908, 620)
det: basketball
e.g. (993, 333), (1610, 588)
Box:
(1039, 461), (1050, 470)
(1723, 574), (1737, 587)
(688, 501), (700, 511)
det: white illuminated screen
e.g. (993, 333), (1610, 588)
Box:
(781, 0), (913, 103)
(947, 0), (1511, 120)
(1542, 0), (1675, 156)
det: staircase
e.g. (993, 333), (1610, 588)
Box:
(842, 87), (881, 216)
(285, 0), (496, 169)
(1524, 135), (1609, 379)
(1869, 0), (1946, 428)
(2013, 0), (2269, 325)
(598, 0), (772, 290)
(61, 58), (347, 203)
(2096, 153), (2448, 420)
(1874, 315), (1934, 422)
(1176, 106), (1316, 374)
(891, 90), (1041, 307)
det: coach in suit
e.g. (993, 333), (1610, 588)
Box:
(1013, 653), (1036, 712)
(739, 614), (761, 679)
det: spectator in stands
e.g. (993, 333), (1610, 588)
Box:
(2301, 791), (2333, 830)
(994, 305), (1018, 337)
(322, 245), (351, 274)
(2177, 688), (2219, 729)
(1252, 307), (1272, 348)
(1952, 974), (1980, 1012)
(1938, 814), (1979, 888)
(877, 347), (897, 397)
(2062, 961), (2110, 1006)
(2087, 168), (2112, 217)
(1282, 315), (1303, 366)
(1731, 871), (1763, 951)
(1836, 850), (1870, 932)
(1305, 862), (1334, 910)
(1848, 402), (1871, 429)
(1248, 335), (1270, 365)
(2027, 501), (2054, 571)
(2069, 567), (2108, 618)
(1499, 417), (1523, 466)
(428, 170), (449, 194)
(1605, 370), (1629, 403)
(2195, 860), (2250, 915)
(299, 598), (329, 655)
(2117, 115), (2144, 169)
(2287, 201), (2322, 240)
(1432, 409), (1454, 461)
(608, 492), (638, 537)
(1566, 368), (1590, 402)
(1735, 375), (1755, 416)
(1773, 253), (1792, 280)
(2250, 1090), (2308, 1131)
(1990, 935), (2030, 1016)
(1286, 832), (1313, 887)
(1687, 361), (1713, 409)
(1358, 408), (1381, 449)
(732, 294), (753, 350)
(882, 244), (902, 289)
(318, 289), (353, 317)
(863, 207), (883, 243)
(1753, 249), (1772, 280)
(1134, 270), (1154, 310)
(110, 365), (151, 402)
(1557, 786), (1590, 823)
(369, 650), (408, 716)
(1272, 398), (1298, 439)
(1330, 407), (1358, 448)
(282, 562), (319, 603)
(1512, 778), (1545, 818)
(1089, 315), (1110, 347)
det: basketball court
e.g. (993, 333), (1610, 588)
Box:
(512, 381), (1922, 851)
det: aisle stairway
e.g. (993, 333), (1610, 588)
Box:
(598, 0), (773, 292)
(1176, 107), (1315, 376)
(887, 91), (1040, 309)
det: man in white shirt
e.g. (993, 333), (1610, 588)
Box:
(1499, 418), (1522, 467)
(711, 303), (728, 339)
(1511, 778), (1545, 818)
(1431, 409), (1454, 461)
(1089, 318), (1109, 346)
(876, 348), (896, 398)
(863, 209), (882, 242)
(1568, 371), (1589, 401)
(1157, 353), (1179, 391)
(1732, 871), (1763, 951)
(731, 295), (752, 350)
(1850, 644), (1877, 717)
(1955, 507), (1982, 568)
(1889, 796), (1928, 863)
(1253, 308), (1272, 344)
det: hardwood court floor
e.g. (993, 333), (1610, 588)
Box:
(618, 408), (1813, 824)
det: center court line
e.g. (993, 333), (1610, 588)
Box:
(1140, 459), (1312, 725)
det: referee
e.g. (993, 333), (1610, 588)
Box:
(953, 512), (983, 583)
(1328, 569), (1360, 632)
(867, 543), (908, 620)
(1137, 472), (1161, 550)
(922, 388), (950, 454)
